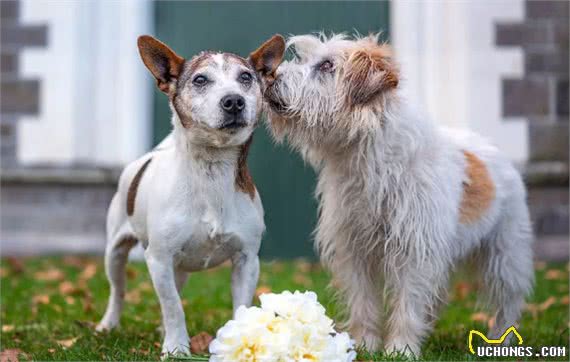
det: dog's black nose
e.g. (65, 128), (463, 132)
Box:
(220, 94), (245, 114)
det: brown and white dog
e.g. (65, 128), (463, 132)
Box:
(261, 33), (533, 356)
(96, 35), (285, 357)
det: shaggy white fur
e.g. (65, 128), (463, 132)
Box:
(263, 33), (534, 356)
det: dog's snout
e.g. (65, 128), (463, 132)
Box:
(220, 94), (245, 114)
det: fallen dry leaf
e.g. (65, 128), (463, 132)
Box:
(295, 259), (312, 273)
(0, 348), (22, 362)
(329, 277), (342, 289)
(191, 332), (213, 354)
(538, 296), (557, 311)
(560, 295), (569, 305)
(129, 347), (149, 356)
(34, 268), (64, 282)
(47, 348), (55, 354)
(454, 282), (471, 300)
(470, 312), (489, 323)
(82, 299), (94, 313)
(62, 256), (84, 269)
(270, 262), (285, 273)
(79, 263), (97, 281)
(2, 325), (14, 332)
(544, 269), (564, 280)
(58, 281), (77, 295)
(487, 316), (496, 330)
(125, 290), (141, 304)
(65, 296), (75, 305)
(0, 267), (8, 278)
(255, 285), (272, 298)
(126, 267), (138, 280)
(293, 273), (312, 287)
(74, 320), (95, 329)
(525, 303), (539, 319)
(139, 281), (153, 292)
(56, 337), (78, 349)
(32, 294), (50, 305)
(6, 258), (24, 274)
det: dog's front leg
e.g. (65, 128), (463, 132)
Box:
(230, 251), (260, 315)
(383, 263), (448, 357)
(145, 251), (190, 357)
(332, 255), (382, 351)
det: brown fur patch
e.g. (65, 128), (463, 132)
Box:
(459, 151), (496, 224)
(343, 42), (399, 107)
(185, 51), (215, 78)
(172, 52), (214, 129)
(235, 135), (256, 200)
(223, 53), (251, 70)
(126, 158), (152, 216)
(249, 35), (286, 78)
(137, 35), (184, 94)
(172, 93), (193, 129)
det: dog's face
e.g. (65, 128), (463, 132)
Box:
(261, 34), (399, 150)
(138, 35), (285, 147)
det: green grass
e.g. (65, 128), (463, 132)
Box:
(0, 257), (568, 361)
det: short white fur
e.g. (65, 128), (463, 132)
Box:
(96, 48), (265, 358)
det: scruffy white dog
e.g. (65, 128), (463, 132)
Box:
(261, 34), (533, 355)
(96, 35), (285, 357)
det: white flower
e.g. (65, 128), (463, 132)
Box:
(209, 291), (356, 362)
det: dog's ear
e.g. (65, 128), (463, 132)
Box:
(137, 35), (184, 94)
(249, 34), (286, 79)
(342, 44), (399, 107)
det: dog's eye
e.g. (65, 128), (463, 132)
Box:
(318, 60), (334, 73)
(192, 75), (208, 86)
(239, 72), (253, 84)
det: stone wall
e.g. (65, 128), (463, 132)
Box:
(0, 0), (567, 259)
(496, 0), (569, 162)
(0, 0), (47, 167)
(496, 0), (569, 258)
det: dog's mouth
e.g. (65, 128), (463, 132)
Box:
(219, 116), (248, 131)
(264, 89), (288, 114)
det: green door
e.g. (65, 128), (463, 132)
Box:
(153, 1), (390, 259)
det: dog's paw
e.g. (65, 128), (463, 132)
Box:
(190, 332), (213, 354)
(161, 339), (191, 360)
(359, 334), (380, 352)
(95, 320), (116, 333)
(384, 339), (419, 359)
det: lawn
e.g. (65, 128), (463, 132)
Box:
(0, 256), (568, 361)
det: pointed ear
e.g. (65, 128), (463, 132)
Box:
(249, 34), (286, 79)
(342, 44), (399, 107)
(137, 35), (184, 93)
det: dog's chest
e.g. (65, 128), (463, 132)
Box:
(171, 185), (257, 271)
(318, 166), (393, 243)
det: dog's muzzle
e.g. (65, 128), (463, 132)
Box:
(264, 87), (288, 114)
(220, 116), (247, 130)
(219, 94), (248, 130)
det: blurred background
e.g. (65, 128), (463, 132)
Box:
(1, 0), (568, 261)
